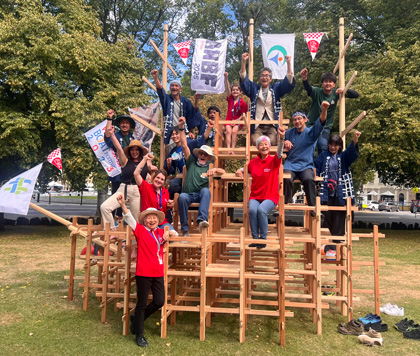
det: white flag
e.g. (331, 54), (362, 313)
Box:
(304, 32), (324, 61)
(47, 148), (62, 172)
(191, 38), (227, 94)
(84, 120), (121, 178)
(261, 34), (295, 79)
(173, 41), (191, 65)
(0, 163), (43, 215)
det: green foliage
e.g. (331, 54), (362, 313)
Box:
(0, 0), (148, 190)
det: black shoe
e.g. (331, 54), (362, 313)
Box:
(395, 318), (418, 332)
(136, 334), (148, 347)
(310, 210), (316, 218)
(257, 244), (266, 249)
(249, 243), (258, 248)
(364, 321), (388, 332)
(403, 328), (420, 339)
(130, 314), (136, 335)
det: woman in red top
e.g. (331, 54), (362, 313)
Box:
(134, 153), (174, 231)
(224, 72), (248, 154)
(236, 127), (285, 248)
(117, 196), (177, 347)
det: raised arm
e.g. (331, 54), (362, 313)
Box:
(105, 109), (115, 138)
(150, 69), (163, 90)
(134, 153), (154, 186)
(240, 53), (249, 82)
(117, 194), (136, 230)
(178, 117), (191, 160)
(320, 101), (330, 124)
(353, 130), (361, 145)
(224, 72), (231, 98)
(193, 93), (201, 110)
(108, 126), (128, 167)
(300, 68), (312, 96)
(285, 55), (294, 84)
(277, 126), (285, 159)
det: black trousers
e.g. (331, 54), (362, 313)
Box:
(283, 168), (316, 206)
(134, 276), (165, 336)
(323, 195), (346, 237)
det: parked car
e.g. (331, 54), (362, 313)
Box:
(410, 202), (420, 213)
(378, 202), (399, 212)
(367, 200), (380, 211)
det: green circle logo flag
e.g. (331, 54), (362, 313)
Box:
(267, 45), (288, 67)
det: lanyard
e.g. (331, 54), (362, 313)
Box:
(148, 229), (162, 255)
(156, 188), (163, 210)
(231, 98), (241, 118)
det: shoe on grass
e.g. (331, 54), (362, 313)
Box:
(358, 334), (383, 346)
(395, 318), (419, 332)
(403, 328), (420, 340)
(364, 327), (382, 339)
(338, 319), (364, 335)
(359, 313), (381, 324)
(364, 321), (388, 332)
(136, 334), (148, 347)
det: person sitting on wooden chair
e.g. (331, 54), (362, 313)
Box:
(177, 117), (225, 237)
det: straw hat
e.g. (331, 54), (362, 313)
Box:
(138, 208), (165, 225)
(123, 140), (148, 158)
(114, 115), (136, 130)
(192, 145), (216, 162)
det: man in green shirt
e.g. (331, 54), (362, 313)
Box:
(301, 68), (359, 153)
(177, 117), (225, 236)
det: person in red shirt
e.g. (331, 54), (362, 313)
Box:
(134, 153), (174, 231)
(117, 195), (177, 347)
(224, 72), (248, 154)
(236, 126), (285, 248)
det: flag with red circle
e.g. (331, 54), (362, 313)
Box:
(304, 32), (324, 61)
(47, 148), (62, 172)
(173, 40), (191, 65)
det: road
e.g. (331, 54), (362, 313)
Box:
(4, 201), (420, 226)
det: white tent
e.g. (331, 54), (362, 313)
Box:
(368, 190), (378, 196)
(381, 191), (394, 196)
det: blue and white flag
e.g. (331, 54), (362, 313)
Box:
(84, 120), (121, 178)
(191, 38), (228, 94)
(261, 34), (295, 79)
(0, 163), (43, 215)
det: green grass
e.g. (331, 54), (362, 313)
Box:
(1, 226), (420, 355)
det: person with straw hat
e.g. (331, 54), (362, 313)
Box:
(116, 196), (177, 347)
(177, 117), (225, 237)
(100, 131), (149, 228)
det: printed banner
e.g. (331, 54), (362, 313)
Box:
(84, 120), (121, 178)
(191, 38), (228, 94)
(129, 102), (160, 152)
(261, 34), (295, 79)
(47, 148), (62, 172)
(173, 40), (191, 65)
(0, 163), (43, 215)
(304, 32), (324, 61)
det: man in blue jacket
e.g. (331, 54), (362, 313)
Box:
(283, 101), (329, 209)
(239, 52), (295, 146)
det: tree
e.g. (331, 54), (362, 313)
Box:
(0, 0), (148, 192)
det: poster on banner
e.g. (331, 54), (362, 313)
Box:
(47, 148), (62, 172)
(128, 102), (160, 152)
(173, 41), (191, 65)
(304, 33), (324, 61)
(261, 34), (295, 79)
(191, 38), (227, 94)
(0, 163), (43, 215)
(84, 120), (121, 178)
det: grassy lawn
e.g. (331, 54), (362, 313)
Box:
(1, 226), (420, 355)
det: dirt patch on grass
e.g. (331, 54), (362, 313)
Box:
(0, 312), (23, 326)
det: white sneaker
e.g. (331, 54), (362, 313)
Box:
(379, 302), (392, 313)
(198, 220), (210, 232)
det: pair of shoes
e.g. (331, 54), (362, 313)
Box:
(358, 334), (383, 346)
(136, 334), (148, 347)
(395, 318), (420, 332)
(403, 327), (420, 339)
(337, 319), (364, 335)
(198, 220), (210, 232)
(380, 303), (404, 316)
(130, 314), (136, 335)
(359, 313), (381, 324)
(364, 321), (388, 332)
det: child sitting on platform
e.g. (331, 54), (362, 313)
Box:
(117, 194), (177, 347)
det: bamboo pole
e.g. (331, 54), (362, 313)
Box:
(160, 24), (169, 170)
(149, 39), (178, 77)
(338, 18), (347, 151)
(141, 75), (157, 92)
(340, 111), (366, 137)
(333, 33), (353, 74)
(29, 202), (87, 237)
(342, 71), (357, 96)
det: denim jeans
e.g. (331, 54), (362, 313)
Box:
(249, 199), (276, 240)
(317, 127), (331, 153)
(158, 222), (175, 231)
(178, 188), (211, 232)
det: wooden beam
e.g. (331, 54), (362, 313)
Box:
(340, 111), (366, 137)
(333, 33), (353, 74)
(141, 76), (156, 92)
(130, 113), (162, 136)
(150, 39), (177, 77)
(342, 71), (357, 96)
